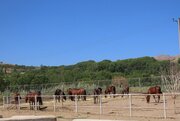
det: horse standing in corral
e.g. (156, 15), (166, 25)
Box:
(67, 88), (86, 101)
(93, 87), (102, 104)
(13, 92), (21, 109)
(146, 86), (162, 103)
(54, 89), (66, 102)
(25, 91), (43, 110)
(121, 86), (129, 97)
(105, 86), (116, 98)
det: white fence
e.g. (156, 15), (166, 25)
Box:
(2, 93), (180, 119)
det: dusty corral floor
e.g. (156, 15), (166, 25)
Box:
(1, 94), (180, 121)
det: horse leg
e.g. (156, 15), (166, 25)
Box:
(121, 91), (124, 98)
(153, 95), (157, 102)
(98, 95), (100, 103)
(146, 95), (150, 103)
(36, 101), (39, 110)
(105, 94), (107, 98)
(31, 102), (34, 110)
(84, 95), (86, 101)
(29, 102), (32, 110)
(71, 96), (75, 101)
(94, 96), (96, 104)
(58, 96), (60, 102)
(78, 95), (80, 101)
(113, 92), (115, 98)
(33, 102), (35, 110)
(60, 95), (63, 102)
(158, 95), (160, 103)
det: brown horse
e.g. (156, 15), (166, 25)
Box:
(121, 86), (129, 97)
(146, 86), (162, 103)
(93, 87), (102, 104)
(67, 88), (86, 101)
(105, 86), (116, 98)
(25, 91), (43, 110)
(54, 89), (66, 102)
(13, 92), (21, 109)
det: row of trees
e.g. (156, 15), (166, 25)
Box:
(0, 56), (171, 92)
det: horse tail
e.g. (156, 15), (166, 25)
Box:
(159, 88), (162, 94)
(113, 86), (116, 98)
(63, 92), (66, 100)
(127, 86), (129, 94)
(37, 96), (43, 105)
(144, 92), (150, 103)
(83, 90), (86, 101)
(113, 86), (116, 94)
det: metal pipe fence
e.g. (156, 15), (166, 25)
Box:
(2, 93), (180, 119)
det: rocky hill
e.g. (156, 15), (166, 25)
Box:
(154, 55), (180, 61)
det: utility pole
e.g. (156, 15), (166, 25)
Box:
(173, 18), (180, 53)
(178, 18), (180, 53)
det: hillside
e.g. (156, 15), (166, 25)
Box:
(0, 56), (172, 92)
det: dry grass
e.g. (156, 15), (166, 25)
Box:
(0, 94), (180, 121)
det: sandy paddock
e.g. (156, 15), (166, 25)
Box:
(1, 94), (180, 121)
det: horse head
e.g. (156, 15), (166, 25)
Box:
(155, 86), (162, 94)
(98, 87), (102, 94)
(14, 92), (21, 103)
(55, 89), (61, 95)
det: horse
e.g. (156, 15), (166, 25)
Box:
(67, 88), (86, 101)
(13, 92), (21, 109)
(146, 86), (162, 103)
(25, 91), (43, 110)
(105, 86), (116, 98)
(93, 87), (102, 104)
(54, 89), (66, 102)
(121, 86), (129, 97)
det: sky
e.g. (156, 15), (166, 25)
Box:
(0, 0), (180, 66)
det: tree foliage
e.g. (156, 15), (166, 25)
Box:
(0, 56), (170, 91)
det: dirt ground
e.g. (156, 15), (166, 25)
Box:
(1, 94), (180, 121)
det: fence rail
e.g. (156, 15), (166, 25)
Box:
(2, 93), (180, 119)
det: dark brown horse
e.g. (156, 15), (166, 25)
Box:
(105, 86), (116, 98)
(13, 92), (21, 109)
(67, 88), (86, 101)
(93, 87), (102, 104)
(25, 91), (43, 110)
(146, 86), (162, 103)
(54, 89), (66, 102)
(121, 86), (129, 97)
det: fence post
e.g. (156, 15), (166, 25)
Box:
(163, 93), (167, 119)
(3, 96), (5, 109)
(100, 95), (102, 115)
(138, 78), (141, 87)
(61, 95), (63, 107)
(75, 95), (78, 113)
(18, 96), (20, 113)
(172, 93), (176, 114)
(129, 94), (132, 117)
(6, 96), (9, 108)
(53, 95), (56, 112)
(34, 95), (37, 115)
